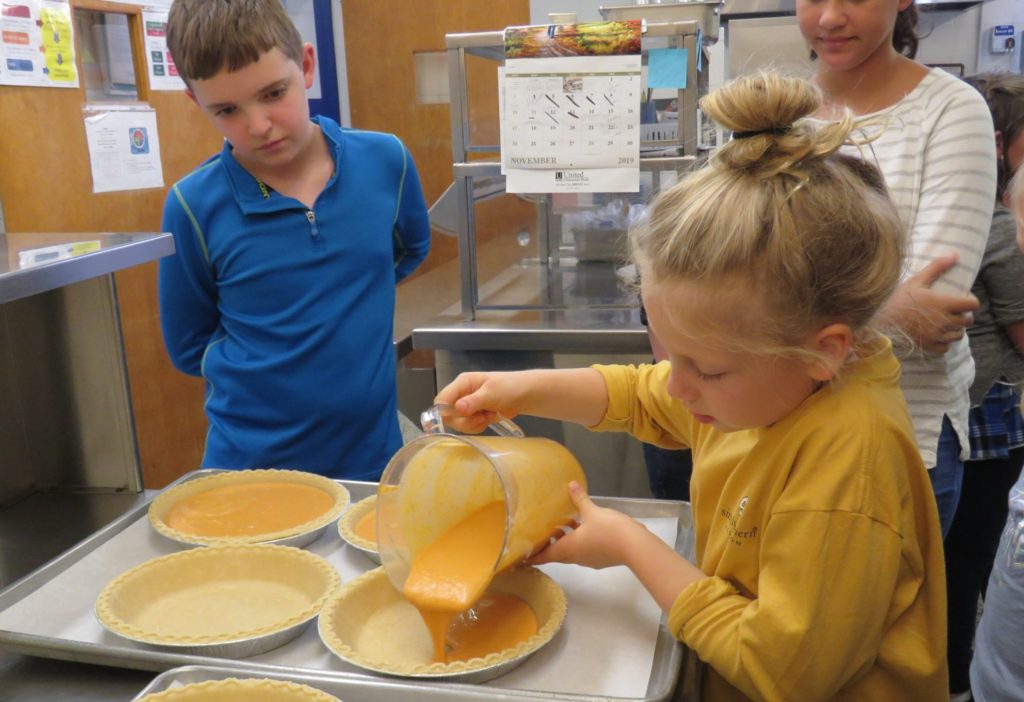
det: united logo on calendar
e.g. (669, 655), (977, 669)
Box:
(501, 21), (642, 194)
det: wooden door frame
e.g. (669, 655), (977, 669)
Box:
(70, 0), (151, 102)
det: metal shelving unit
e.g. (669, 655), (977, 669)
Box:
(444, 16), (716, 319)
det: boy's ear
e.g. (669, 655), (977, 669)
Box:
(301, 43), (316, 90)
(184, 87), (198, 106)
(806, 323), (853, 382)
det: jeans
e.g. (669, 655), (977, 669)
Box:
(642, 442), (693, 502)
(929, 415), (966, 538)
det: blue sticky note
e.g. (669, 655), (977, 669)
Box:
(647, 48), (688, 90)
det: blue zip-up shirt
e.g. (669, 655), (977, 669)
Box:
(158, 117), (430, 479)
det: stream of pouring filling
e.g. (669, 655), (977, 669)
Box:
(402, 500), (537, 662)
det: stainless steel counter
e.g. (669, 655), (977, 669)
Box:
(1, 232), (174, 699)
(0, 490), (156, 701)
(0, 232), (174, 305)
(0, 654), (152, 701)
(414, 308), (648, 354)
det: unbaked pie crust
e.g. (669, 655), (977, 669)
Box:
(137, 677), (341, 701)
(337, 495), (379, 562)
(318, 565), (566, 676)
(148, 469), (350, 546)
(96, 544), (340, 646)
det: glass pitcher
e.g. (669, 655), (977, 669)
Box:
(376, 408), (587, 596)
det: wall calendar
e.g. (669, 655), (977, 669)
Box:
(501, 21), (642, 194)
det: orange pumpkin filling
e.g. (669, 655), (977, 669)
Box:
(165, 482), (334, 537)
(403, 500), (538, 662)
(445, 592), (538, 662)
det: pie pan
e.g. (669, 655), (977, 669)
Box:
(96, 544), (340, 658)
(135, 676), (341, 701)
(148, 469), (350, 548)
(318, 566), (566, 682)
(337, 495), (380, 563)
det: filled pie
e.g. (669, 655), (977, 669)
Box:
(318, 565), (565, 677)
(148, 469), (349, 546)
(96, 544), (340, 648)
(337, 495), (379, 562)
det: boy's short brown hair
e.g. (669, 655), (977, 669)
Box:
(166, 0), (304, 86)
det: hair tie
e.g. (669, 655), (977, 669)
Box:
(732, 127), (790, 140)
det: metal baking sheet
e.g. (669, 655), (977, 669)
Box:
(133, 662), (694, 702)
(0, 470), (694, 701)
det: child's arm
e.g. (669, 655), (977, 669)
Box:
(880, 253), (979, 353)
(980, 212), (1024, 356)
(158, 185), (221, 375)
(880, 85), (996, 353)
(434, 368), (610, 433)
(528, 481), (706, 611)
(390, 138), (431, 282)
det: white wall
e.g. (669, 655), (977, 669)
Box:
(530, 0), (606, 25)
(976, 0), (1024, 73)
(916, 8), (982, 75)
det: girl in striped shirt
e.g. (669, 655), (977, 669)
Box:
(797, 0), (998, 536)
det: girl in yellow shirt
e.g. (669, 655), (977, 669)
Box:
(436, 72), (946, 701)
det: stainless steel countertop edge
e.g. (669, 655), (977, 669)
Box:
(413, 323), (650, 354)
(0, 234), (175, 305)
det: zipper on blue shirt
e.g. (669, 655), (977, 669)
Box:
(306, 209), (324, 249)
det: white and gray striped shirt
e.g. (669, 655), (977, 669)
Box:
(847, 68), (997, 468)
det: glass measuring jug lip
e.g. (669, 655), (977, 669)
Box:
(420, 403), (526, 438)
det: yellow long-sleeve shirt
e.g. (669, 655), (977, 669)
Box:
(592, 339), (946, 701)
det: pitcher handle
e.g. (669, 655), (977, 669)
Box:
(420, 403), (526, 438)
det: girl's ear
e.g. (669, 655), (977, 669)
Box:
(996, 130), (1004, 160)
(807, 323), (853, 382)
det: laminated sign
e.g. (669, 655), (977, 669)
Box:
(0, 0), (79, 88)
(501, 20), (642, 194)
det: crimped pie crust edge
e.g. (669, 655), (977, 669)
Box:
(318, 565), (566, 675)
(96, 544), (341, 645)
(337, 494), (378, 554)
(137, 676), (342, 701)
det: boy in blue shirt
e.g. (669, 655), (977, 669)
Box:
(160, 0), (430, 479)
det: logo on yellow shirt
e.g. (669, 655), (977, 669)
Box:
(720, 495), (759, 546)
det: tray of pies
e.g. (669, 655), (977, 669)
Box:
(0, 470), (694, 702)
(96, 544), (340, 658)
(148, 469), (350, 548)
(336, 495), (380, 563)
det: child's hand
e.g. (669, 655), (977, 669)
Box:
(528, 481), (642, 570)
(433, 371), (526, 434)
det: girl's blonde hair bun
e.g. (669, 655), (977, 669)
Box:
(632, 71), (905, 359)
(701, 72), (855, 179)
